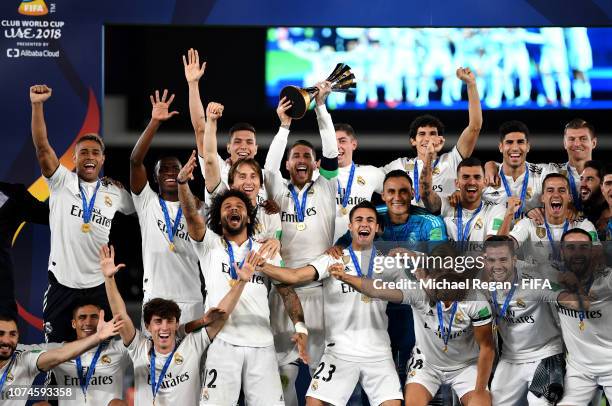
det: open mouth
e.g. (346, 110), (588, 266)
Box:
(0, 343), (13, 353)
(228, 213), (242, 227)
(83, 162), (96, 173)
(237, 151), (249, 159)
(164, 178), (177, 185)
(509, 153), (521, 160)
(550, 199), (563, 214)
(242, 185), (255, 193)
(357, 228), (371, 240)
(580, 187), (590, 199)
(465, 186), (478, 196)
(491, 269), (508, 281)
(296, 164), (308, 175)
(82, 327), (94, 334)
(159, 332), (170, 341)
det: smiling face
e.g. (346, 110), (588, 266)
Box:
(220, 196), (249, 236)
(411, 126), (443, 158)
(286, 144), (316, 188)
(561, 232), (593, 278)
(74, 139), (105, 182)
(542, 176), (571, 221)
(602, 174), (612, 208)
(0, 320), (18, 362)
(348, 207), (379, 248)
(71, 304), (100, 340)
(499, 132), (529, 169)
(484, 245), (516, 283)
(230, 162), (261, 204)
(382, 176), (412, 218)
(456, 165), (485, 206)
(227, 130), (257, 163)
(564, 128), (596, 163)
(146, 315), (178, 354)
(155, 157), (182, 195)
(336, 130), (357, 168)
(579, 167), (601, 203)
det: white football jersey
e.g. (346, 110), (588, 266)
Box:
(191, 229), (281, 347)
(334, 164), (385, 242)
(309, 248), (392, 362)
(132, 183), (202, 303)
(510, 217), (598, 263)
(45, 165), (135, 288)
(0, 346), (46, 406)
(441, 198), (506, 242)
(49, 338), (130, 406)
(402, 288), (492, 372)
(553, 267), (612, 375)
(383, 146), (463, 207)
(482, 162), (547, 214)
(128, 329), (210, 406)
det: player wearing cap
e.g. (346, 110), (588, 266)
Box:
(30, 84), (135, 343)
(258, 201), (403, 406)
(129, 89), (204, 327)
(383, 68), (482, 208)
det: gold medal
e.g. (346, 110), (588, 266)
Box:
(81, 223), (91, 233)
(169, 243), (176, 252)
(228, 279), (238, 287)
(442, 345), (448, 353)
(340, 207), (348, 215)
(361, 294), (371, 303)
(296, 222), (306, 231)
(579, 320), (585, 331)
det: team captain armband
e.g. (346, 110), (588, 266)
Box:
(319, 156), (339, 180)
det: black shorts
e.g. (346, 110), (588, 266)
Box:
(42, 272), (111, 343)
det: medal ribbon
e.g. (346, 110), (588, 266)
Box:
(79, 180), (101, 226)
(75, 342), (106, 399)
(0, 353), (16, 395)
(436, 301), (458, 350)
(566, 164), (582, 211)
(288, 182), (314, 222)
(337, 162), (356, 210)
(159, 197), (183, 245)
(491, 277), (517, 328)
(500, 163), (529, 219)
(348, 245), (376, 279)
(456, 201), (483, 242)
(225, 238), (252, 281)
(413, 158), (440, 202)
(544, 218), (569, 260)
(150, 344), (178, 402)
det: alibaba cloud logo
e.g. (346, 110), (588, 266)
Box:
(18, 0), (49, 16)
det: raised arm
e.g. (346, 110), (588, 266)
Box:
(264, 97), (293, 171)
(99, 245), (135, 346)
(420, 139), (442, 214)
(313, 82), (339, 180)
(329, 264), (405, 303)
(203, 102), (224, 192)
(183, 48), (207, 156)
(37, 310), (123, 372)
(259, 262), (317, 285)
(130, 89), (179, 194)
(178, 151), (206, 241)
(30, 85), (60, 177)
(455, 68), (482, 158)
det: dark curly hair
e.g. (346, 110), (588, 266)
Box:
(143, 298), (181, 326)
(207, 188), (258, 237)
(408, 115), (445, 140)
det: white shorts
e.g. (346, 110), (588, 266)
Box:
(141, 300), (204, 332)
(405, 350), (477, 399)
(306, 352), (402, 405)
(270, 286), (325, 369)
(491, 358), (555, 406)
(558, 360), (612, 405)
(200, 338), (284, 406)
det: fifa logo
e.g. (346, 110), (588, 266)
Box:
(18, 0), (49, 16)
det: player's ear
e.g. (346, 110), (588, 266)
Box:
(226, 143), (231, 155)
(71, 319), (77, 330)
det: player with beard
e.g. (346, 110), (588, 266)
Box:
(262, 81), (339, 405)
(129, 89), (204, 327)
(177, 158), (307, 405)
(256, 201), (403, 406)
(598, 164), (612, 241)
(334, 244), (495, 406)
(553, 229), (612, 406)
(419, 151), (513, 245)
(99, 244), (252, 406)
(29, 85), (135, 343)
(382, 68), (482, 208)
(201, 101), (281, 257)
(506, 173), (598, 263)
(183, 48), (267, 204)
(0, 309), (122, 406)
(482, 121), (548, 219)
(577, 160), (607, 224)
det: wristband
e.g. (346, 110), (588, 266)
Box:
(294, 322), (308, 336)
(177, 177), (188, 185)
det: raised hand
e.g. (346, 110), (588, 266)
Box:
(456, 67), (476, 85)
(177, 150), (197, 183)
(30, 84), (52, 103)
(447, 192), (461, 208)
(257, 238), (281, 260)
(183, 48), (206, 83)
(150, 89), (179, 122)
(95, 311), (125, 340)
(200, 307), (227, 325)
(484, 161), (500, 188)
(292, 332), (310, 365)
(276, 96), (292, 127)
(206, 102), (224, 122)
(261, 199), (280, 215)
(314, 81), (332, 106)
(432, 135), (445, 154)
(425, 138), (437, 161)
(325, 245), (344, 259)
(237, 251), (261, 281)
(99, 245), (126, 278)
(525, 206), (544, 225)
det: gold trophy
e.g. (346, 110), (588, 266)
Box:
(280, 63), (356, 119)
